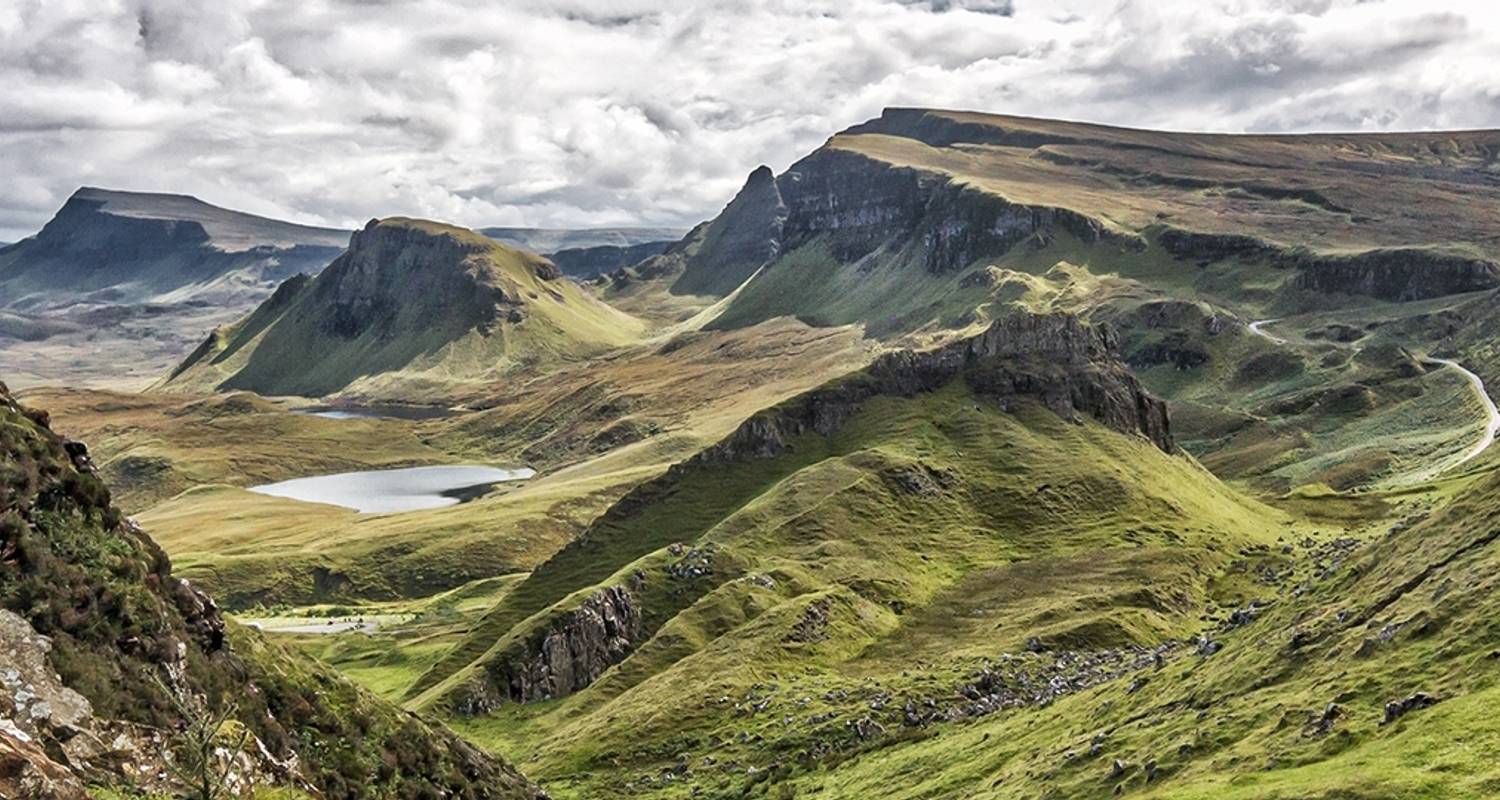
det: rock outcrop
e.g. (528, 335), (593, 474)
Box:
(1289, 248), (1500, 301)
(461, 586), (643, 712)
(311, 218), (528, 339)
(674, 146), (1141, 297)
(696, 312), (1172, 465)
(672, 165), (789, 296)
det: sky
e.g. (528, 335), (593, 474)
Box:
(2, 0), (1498, 241)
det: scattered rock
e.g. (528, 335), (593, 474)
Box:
(1382, 692), (1439, 725)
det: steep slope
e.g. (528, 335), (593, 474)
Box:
(656, 108), (1500, 335)
(162, 218), (647, 398)
(406, 312), (1200, 708)
(0, 188), (347, 389)
(0, 378), (543, 798)
(601, 108), (1500, 489)
(0, 187), (347, 310)
(372, 313), (1317, 799)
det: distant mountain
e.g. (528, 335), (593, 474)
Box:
(547, 239), (676, 278)
(0, 188), (350, 389)
(162, 217), (646, 398)
(620, 108), (1500, 335)
(0, 187), (347, 311)
(480, 225), (685, 254)
(0, 380), (542, 798)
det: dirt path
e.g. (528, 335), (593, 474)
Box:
(1248, 318), (1498, 474)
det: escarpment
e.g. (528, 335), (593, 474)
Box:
(697, 312), (1172, 464)
(674, 144), (1139, 298)
(162, 216), (644, 397)
(0, 188), (344, 311)
(1289, 248), (1500, 301)
(308, 218), (529, 339)
(671, 165), (789, 296)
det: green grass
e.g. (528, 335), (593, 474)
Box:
(413, 378), (1310, 797)
(163, 217), (647, 399)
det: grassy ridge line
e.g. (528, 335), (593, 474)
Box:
(441, 387), (1292, 798)
(163, 217), (649, 400)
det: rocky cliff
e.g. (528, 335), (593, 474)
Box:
(670, 165), (789, 296)
(696, 311), (1172, 464)
(0, 379), (544, 799)
(673, 147), (1140, 300)
(0, 188), (344, 310)
(1289, 248), (1500, 301)
(458, 584), (642, 712)
(162, 217), (645, 398)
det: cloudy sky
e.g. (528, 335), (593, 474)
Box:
(1, 0), (1497, 241)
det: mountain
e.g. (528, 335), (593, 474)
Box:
(0, 187), (347, 311)
(480, 226), (685, 254)
(0, 379), (542, 798)
(597, 108), (1500, 489)
(547, 240), (676, 279)
(637, 108), (1500, 336)
(161, 217), (647, 398)
(0, 188), (348, 389)
(387, 311), (1312, 797)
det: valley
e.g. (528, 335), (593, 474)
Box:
(9, 108), (1500, 798)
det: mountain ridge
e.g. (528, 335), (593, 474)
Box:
(162, 217), (647, 398)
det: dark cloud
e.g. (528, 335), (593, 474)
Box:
(0, 0), (1496, 241)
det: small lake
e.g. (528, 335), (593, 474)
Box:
(248, 465), (534, 513)
(293, 404), (458, 420)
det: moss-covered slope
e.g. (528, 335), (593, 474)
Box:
(162, 217), (646, 399)
(0, 378), (543, 799)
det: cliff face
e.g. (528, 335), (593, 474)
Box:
(1289, 248), (1500, 301)
(699, 312), (1172, 464)
(671, 165), (789, 296)
(0, 380), (543, 799)
(455, 585), (643, 714)
(675, 148), (1139, 298)
(0, 189), (344, 311)
(163, 217), (644, 398)
(308, 218), (526, 339)
(775, 148), (1135, 273)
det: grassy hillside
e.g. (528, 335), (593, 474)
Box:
(34, 318), (874, 608)
(417, 378), (1300, 798)
(0, 378), (542, 798)
(163, 217), (647, 399)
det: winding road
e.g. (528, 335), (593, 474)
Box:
(1248, 318), (1500, 474)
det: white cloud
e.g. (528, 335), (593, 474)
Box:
(0, 0), (1497, 241)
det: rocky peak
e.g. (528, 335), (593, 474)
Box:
(310, 218), (519, 339)
(671, 165), (788, 295)
(694, 311), (1172, 465)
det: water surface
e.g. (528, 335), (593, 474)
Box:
(249, 464), (533, 513)
(293, 404), (458, 420)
